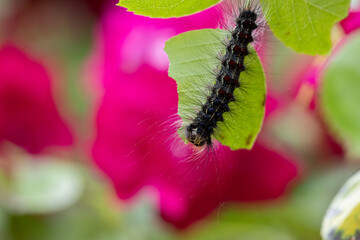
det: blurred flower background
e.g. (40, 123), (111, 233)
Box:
(0, 0), (359, 239)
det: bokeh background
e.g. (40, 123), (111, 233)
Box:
(0, 0), (359, 239)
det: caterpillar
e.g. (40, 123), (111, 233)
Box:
(183, 1), (264, 148)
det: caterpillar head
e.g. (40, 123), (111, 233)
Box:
(186, 124), (209, 147)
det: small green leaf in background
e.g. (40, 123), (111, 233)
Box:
(320, 32), (360, 156)
(0, 208), (7, 239)
(3, 158), (83, 214)
(321, 169), (360, 240)
(117, 0), (221, 18)
(262, 0), (351, 55)
(219, 166), (356, 240)
(181, 223), (295, 240)
(165, 29), (265, 150)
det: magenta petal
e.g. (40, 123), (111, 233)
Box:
(0, 44), (73, 153)
(223, 144), (298, 201)
(340, 11), (360, 34)
(92, 68), (298, 228)
(157, 144), (298, 229)
(92, 64), (178, 199)
(90, 6), (299, 229)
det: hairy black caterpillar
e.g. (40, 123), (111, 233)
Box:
(185, 2), (262, 147)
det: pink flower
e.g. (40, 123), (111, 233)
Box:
(0, 44), (73, 154)
(340, 11), (360, 34)
(90, 7), (298, 228)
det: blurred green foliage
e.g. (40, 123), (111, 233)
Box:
(321, 32), (360, 156)
(0, 158), (356, 240)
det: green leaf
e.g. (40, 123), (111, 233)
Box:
(220, 166), (355, 238)
(320, 32), (360, 156)
(182, 223), (295, 240)
(321, 169), (360, 240)
(117, 0), (221, 18)
(262, 0), (351, 55)
(0, 208), (7, 239)
(4, 158), (83, 214)
(165, 29), (266, 150)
